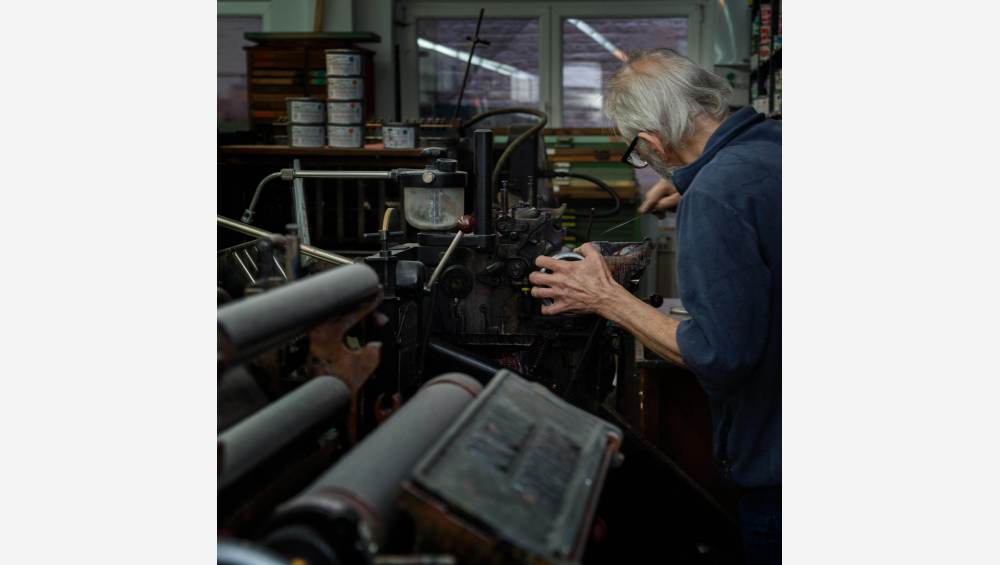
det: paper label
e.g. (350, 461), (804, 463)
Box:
(327, 77), (363, 100)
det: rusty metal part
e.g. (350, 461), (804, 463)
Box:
(218, 376), (351, 491)
(218, 215), (353, 266)
(265, 373), (484, 561)
(308, 294), (384, 442)
(308, 294), (383, 394)
(217, 263), (381, 370)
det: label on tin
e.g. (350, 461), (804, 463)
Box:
(327, 101), (363, 124)
(327, 77), (363, 100)
(326, 125), (363, 148)
(289, 125), (325, 147)
(287, 100), (324, 124)
(384, 125), (417, 149)
(326, 52), (362, 76)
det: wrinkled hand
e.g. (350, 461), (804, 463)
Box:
(638, 177), (681, 218)
(528, 243), (619, 316)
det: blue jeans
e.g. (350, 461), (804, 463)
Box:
(739, 487), (781, 565)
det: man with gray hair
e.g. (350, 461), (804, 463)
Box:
(529, 48), (781, 564)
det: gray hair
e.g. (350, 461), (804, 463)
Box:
(603, 48), (732, 148)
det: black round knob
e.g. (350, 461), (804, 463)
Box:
(435, 158), (458, 172)
(441, 265), (474, 299)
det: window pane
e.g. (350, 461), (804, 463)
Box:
(562, 18), (688, 127)
(218, 15), (261, 131)
(417, 18), (540, 122)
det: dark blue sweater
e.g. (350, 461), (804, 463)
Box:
(672, 107), (781, 488)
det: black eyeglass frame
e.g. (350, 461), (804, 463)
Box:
(620, 134), (649, 169)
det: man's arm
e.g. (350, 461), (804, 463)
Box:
(598, 285), (687, 368)
(528, 243), (688, 368)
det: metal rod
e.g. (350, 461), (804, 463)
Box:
(272, 256), (288, 280)
(426, 339), (501, 384)
(241, 249), (258, 273)
(393, 43), (402, 122)
(231, 252), (256, 286)
(473, 129), (494, 236)
(596, 215), (640, 238)
(218, 215), (354, 266)
(424, 231), (464, 292)
(453, 8), (488, 120)
(290, 169), (394, 180)
(291, 159), (312, 247)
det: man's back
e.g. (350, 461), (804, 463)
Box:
(672, 108), (781, 488)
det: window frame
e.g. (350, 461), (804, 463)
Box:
(399, 2), (553, 122)
(550, 1), (705, 128)
(400, 0), (710, 127)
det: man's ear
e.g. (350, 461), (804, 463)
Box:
(637, 132), (667, 159)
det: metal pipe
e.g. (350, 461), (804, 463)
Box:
(217, 263), (381, 368)
(218, 215), (353, 266)
(243, 171), (283, 223)
(473, 129), (493, 236)
(217, 540), (288, 565)
(218, 376), (352, 490)
(265, 373), (484, 557)
(423, 231), (464, 292)
(288, 169), (394, 180)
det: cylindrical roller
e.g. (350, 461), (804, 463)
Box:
(218, 263), (380, 368)
(265, 373), (483, 561)
(218, 539), (289, 565)
(473, 129), (493, 236)
(219, 376), (352, 490)
(426, 339), (501, 384)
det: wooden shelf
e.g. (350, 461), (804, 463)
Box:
(218, 145), (424, 158)
(244, 32), (381, 44)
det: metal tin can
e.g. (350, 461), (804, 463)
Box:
(539, 252), (584, 307)
(327, 76), (363, 100)
(326, 100), (364, 124)
(326, 124), (363, 148)
(324, 49), (363, 76)
(383, 122), (420, 149)
(285, 98), (325, 124)
(288, 124), (325, 148)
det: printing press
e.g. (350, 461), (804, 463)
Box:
(217, 114), (741, 564)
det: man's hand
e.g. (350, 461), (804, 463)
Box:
(528, 243), (620, 316)
(638, 178), (682, 218)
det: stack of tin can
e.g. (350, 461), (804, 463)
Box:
(325, 49), (364, 148)
(285, 98), (326, 147)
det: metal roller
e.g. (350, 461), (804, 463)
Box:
(264, 372), (484, 563)
(217, 539), (289, 565)
(218, 263), (381, 368)
(218, 376), (352, 490)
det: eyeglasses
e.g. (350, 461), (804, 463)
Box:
(620, 135), (649, 169)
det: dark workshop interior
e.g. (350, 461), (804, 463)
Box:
(217, 1), (781, 564)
